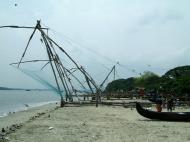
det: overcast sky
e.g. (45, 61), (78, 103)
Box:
(0, 0), (190, 88)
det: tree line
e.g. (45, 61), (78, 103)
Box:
(105, 65), (190, 97)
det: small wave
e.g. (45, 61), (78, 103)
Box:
(27, 101), (58, 108)
(0, 101), (58, 118)
(0, 112), (8, 118)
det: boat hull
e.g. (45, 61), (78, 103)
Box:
(136, 102), (190, 121)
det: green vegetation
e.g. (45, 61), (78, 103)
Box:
(160, 66), (190, 96)
(105, 77), (135, 92)
(105, 65), (190, 97)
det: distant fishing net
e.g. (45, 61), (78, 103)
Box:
(16, 67), (63, 97)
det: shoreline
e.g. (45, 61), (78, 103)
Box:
(0, 101), (58, 118)
(0, 102), (59, 132)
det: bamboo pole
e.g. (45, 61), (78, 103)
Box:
(100, 65), (116, 88)
(47, 39), (73, 102)
(54, 59), (71, 101)
(44, 34), (100, 89)
(10, 60), (51, 65)
(0, 25), (48, 30)
(40, 27), (101, 107)
(56, 56), (77, 101)
(17, 21), (40, 67)
(64, 67), (87, 91)
(40, 61), (87, 91)
(41, 31), (65, 107)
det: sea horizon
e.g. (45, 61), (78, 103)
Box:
(0, 90), (60, 117)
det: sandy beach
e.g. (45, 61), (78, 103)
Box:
(1, 102), (190, 142)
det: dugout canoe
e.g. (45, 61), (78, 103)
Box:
(136, 102), (190, 121)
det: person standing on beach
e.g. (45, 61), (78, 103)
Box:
(155, 95), (163, 112)
(167, 97), (174, 112)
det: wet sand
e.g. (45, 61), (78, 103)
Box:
(1, 103), (190, 142)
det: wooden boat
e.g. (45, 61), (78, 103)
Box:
(136, 102), (190, 121)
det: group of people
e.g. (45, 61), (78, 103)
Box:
(153, 95), (175, 112)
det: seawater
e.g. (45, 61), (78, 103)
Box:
(0, 90), (60, 117)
